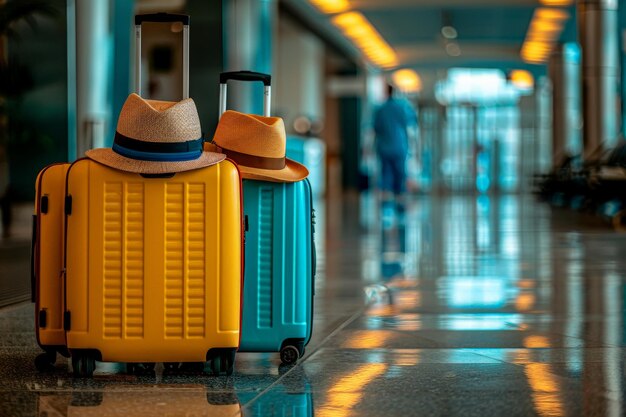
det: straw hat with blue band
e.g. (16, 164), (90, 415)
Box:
(208, 110), (308, 183)
(87, 93), (225, 173)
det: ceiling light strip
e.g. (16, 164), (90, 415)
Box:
(539, 0), (573, 6)
(520, 7), (570, 64)
(310, 0), (350, 14)
(392, 69), (422, 93)
(332, 11), (398, 69)
(510, 69), (534, 89)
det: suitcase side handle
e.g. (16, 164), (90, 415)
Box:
(219, 71), (272, 118)
(30, 214), (37, 303)
(135, 13), (190, 25)
(134, 13), (190, 99)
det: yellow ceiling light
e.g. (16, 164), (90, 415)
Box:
(310, 0), (350, 14)
(345, 25), (373, 38)
(529, 20), (563, 34)
(534, 8), (569, 21)
(332, 11), (398, 68)
(522, 42), (549, 50)
(520, 7), (570, 64)
(332, 10), (363, 26)
(523, 42), (552, 53)
(510, 69), (534, 90)
(392, 69), (422, 93)
(543, 1), (571, 6)
(521, 51), (549, 62)
(539, 0), (573, 6)
(521, 48), (550, 62)
(522, 46), (551, 55)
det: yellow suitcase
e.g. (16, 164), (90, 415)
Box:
(64, 158), (243, 377)
(33, 163), (71, 370)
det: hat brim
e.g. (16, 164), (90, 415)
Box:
(238, 159), (309, 183)
(85, 148), (226, 174)
(204, 143), (308, 183)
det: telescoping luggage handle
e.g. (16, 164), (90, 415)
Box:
(134, 13), (190, 99)
(219, 71), (272, 118)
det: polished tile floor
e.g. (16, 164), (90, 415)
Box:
(1, 193), (626, 416)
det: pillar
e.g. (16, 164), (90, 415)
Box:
(549, 43), (582, 168)
(578, 0), (619, 159)
(536, 76), (553, 174)
(110, 0), (135, 145)
(518, 94), (536, 188)
(73, 0), (111, 159)
(275, 15), (324, 133)
(223, 0), (276, 116)
(550, 50), (566, 167)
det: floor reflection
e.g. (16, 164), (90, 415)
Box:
(3, 193), (626, 416)
(352, 193), (626, 415)
(37, 385), (240, 417)
(237, 366), (314, 416)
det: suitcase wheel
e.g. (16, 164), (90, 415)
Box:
(280, 345), (300, 365)
(209, 351), (235, 376)
(224, 352), (235, 376)
(34, 350), (57, 372)
(72, 354), (96, 378)
(126, 362), (155, 375)
(210, 356), (221, 376)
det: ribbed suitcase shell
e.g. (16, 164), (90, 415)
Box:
(239, 179), (314, 352)
(34, 163), (70, 351)
(65, 159), (242, 362)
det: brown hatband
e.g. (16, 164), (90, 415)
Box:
(217, 145), (286, 170)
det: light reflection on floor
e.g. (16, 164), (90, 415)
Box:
(1, 193), (626, 416)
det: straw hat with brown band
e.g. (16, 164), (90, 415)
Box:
(87, 93), (225, 174)
(208, 110), (309, 183)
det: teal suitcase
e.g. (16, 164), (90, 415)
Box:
(239, 178), (315, 364)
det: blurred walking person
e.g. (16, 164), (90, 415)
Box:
(374, 84), (415, 206)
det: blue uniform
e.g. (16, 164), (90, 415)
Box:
(374, 98), (415, 194)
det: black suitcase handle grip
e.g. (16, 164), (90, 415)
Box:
(220, 71), (271, 86)
(135, 13), (190, 26)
